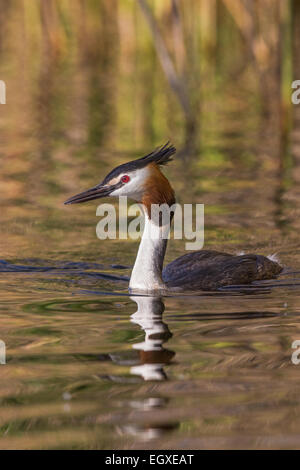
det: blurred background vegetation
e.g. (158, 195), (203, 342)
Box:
(0, 0), (299, 153)
(1, 0), (300, 258)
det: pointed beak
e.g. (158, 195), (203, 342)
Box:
(64, 182), (120, 205)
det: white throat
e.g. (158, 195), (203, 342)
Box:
(129, 207), (169, 292)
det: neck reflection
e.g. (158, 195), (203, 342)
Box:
(129, 296), (175, 381)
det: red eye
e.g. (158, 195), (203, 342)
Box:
(121, 175), (130, 183)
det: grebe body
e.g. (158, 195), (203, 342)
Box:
(64, 144), (282, 293)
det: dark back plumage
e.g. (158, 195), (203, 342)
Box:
(102, 143), (176, 185)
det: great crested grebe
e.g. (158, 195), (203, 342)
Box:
(64, 143), (282, 292)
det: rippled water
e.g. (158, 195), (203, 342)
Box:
(1, 1), (300, 450)
(2, 161), (300, 449)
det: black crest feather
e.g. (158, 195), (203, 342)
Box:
(102, 143), (176, 184)
(136, 142), (176, 166)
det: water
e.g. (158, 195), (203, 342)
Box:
(2, 158), (300, 450)
(1, 0), (300, 450)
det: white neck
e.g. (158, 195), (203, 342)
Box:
(129, 208), (169, 292)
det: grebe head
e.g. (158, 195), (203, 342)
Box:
(64, 143), (176, 212)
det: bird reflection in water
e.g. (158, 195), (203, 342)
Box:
(106, 296), (175, 381)
(129, 295), (175, 381)
(116, 296), (178, 441)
